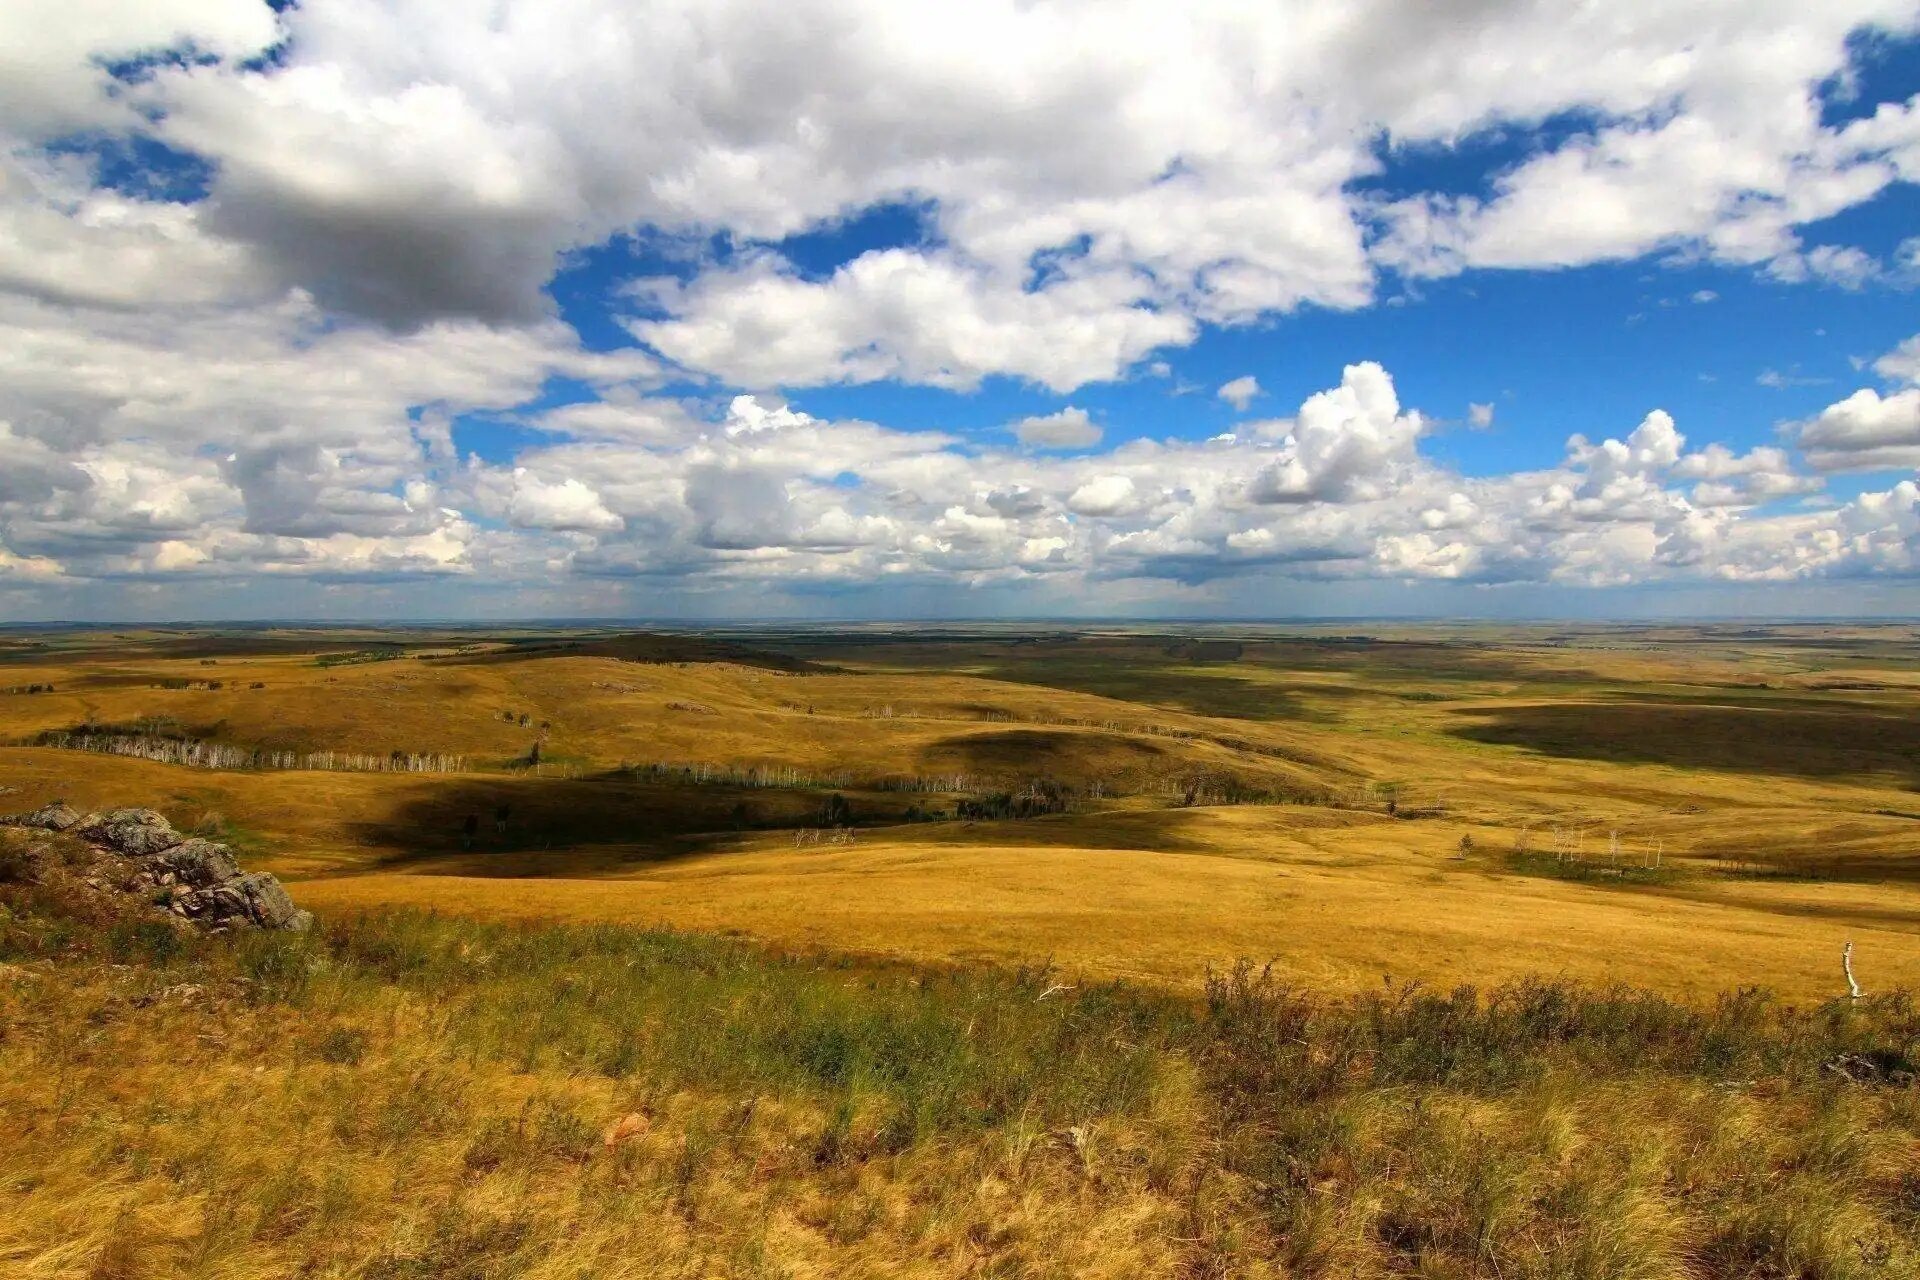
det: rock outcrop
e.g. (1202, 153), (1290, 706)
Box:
(1, 803), (313, 932)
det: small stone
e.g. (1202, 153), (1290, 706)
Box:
(602, 1112), (650, 1150)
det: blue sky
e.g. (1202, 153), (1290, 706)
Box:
(1, 2), (1918, 621)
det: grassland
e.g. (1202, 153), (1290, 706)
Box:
(6, 835), (1919, 1278)
(5, 621), (1920, 1275)
(2, 622), (1918, 998)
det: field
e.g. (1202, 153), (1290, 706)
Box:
(3, 622), (1919, 1000)
(6, 622), (1920, 1277)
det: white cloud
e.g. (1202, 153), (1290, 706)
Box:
(0, 4), (1918, 612)
(0, 0), (280, 144)
(633, 251), (1193, 391)
(1767, 244), (1880, 289)
(1467, 402), (1495, 429)
(0, 327), (1908, 605)
(1066, 475), (1138, 517)
(1248, 362), (1424, 504)
(0, 1), (1907, 390)
(1795, 387), (1920, 471)
(1874, 334), (1920, 385)
(1217, 376), (1262, 411)
(0, 155), (268, 311)
(1012, 406), (1101, 449)
(1757, 368), (1828, 389)
(509, 471), (624, 531)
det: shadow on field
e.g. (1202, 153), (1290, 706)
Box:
(349, 773), (930, 875)
(436, 631), (831, 673)
(834, 635), (1619, 722)
(966, 663), (1343, 722)
(915, 728), (1171, 783)
(1659, 886), (1920, 930)
(1451, 701), (1920, 788)
(884, 806), (1212, 853)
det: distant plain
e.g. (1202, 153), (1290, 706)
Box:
(4, 620), (1918, 1000)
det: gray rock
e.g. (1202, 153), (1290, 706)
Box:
(190, 871), (306, 930)
(230, 872), (304, 929)
(150, 839), (241, 888)
(84, 809), (182, 857)
(32, 797), (312, 933)
(80, 807), (168, 831)
(0, 802), (82, 831)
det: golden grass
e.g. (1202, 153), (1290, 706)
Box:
(3, 624), (1919, 1004)
(288, 812), (1920, 1001)
(6, 875), (1918, 1279)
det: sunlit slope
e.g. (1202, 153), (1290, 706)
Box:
(0, 650), (1350, 796)
(288, 806), (1920, 1002)
(4, 625), (1919, 1003)
(1, 745), (1915, 1001)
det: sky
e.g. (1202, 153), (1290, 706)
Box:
(1, 3), (1919, 622)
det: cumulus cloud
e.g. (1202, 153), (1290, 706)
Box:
(0, 3), (1917, 614)
(2, 1), (1910, 381)
(0, 0), (280, 144)
(0, 317), (1907, 607)
(633, 251), (1193, 391)
(1248, 362), (1424, 504)
(0, 285), (655, 585)
(1067, 475), (1138, 517)
(1875, 334), (1920, 385)
(509, 471), (624, 532)
(1795, 388), (1920, 471)
(1767, 244), (1881, 289)
(1218, 376), (1262, 411)
(1467, 402), (1495, 429)
(1012, 406), (1101, 449)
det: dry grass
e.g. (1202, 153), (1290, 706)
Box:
(3, 624), (1919, 1003)
(4, 847), (1918, 1279)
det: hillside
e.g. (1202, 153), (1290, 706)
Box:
(5, 622), (1920, 1276)
(1, 623), (1917, 998)
(5, 841), (1918, 1278)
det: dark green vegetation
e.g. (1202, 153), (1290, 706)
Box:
(1453, 700), (1920, 788)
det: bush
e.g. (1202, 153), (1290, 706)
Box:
(0, 842), (35, 884)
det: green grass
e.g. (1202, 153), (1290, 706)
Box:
(1497, 847), (1689, 887)
(263, 911), (1180, 1145)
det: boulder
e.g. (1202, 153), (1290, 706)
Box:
(0, 802), (82, 831)
(149, 839), (241, 888)
(194, 872), (311, 931)
(77, 807), (168, 832)
(4, 801), (311, 933)
(82, 809), (183, 857)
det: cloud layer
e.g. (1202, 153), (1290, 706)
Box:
(0, 2), (1917, 614)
